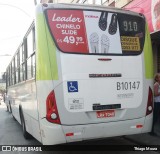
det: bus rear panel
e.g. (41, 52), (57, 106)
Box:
(35, 4), (153, 145)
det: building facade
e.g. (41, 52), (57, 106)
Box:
(40, 0), (132, 7)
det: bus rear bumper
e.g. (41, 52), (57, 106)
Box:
(63, 116), (152, 143)
(40, 119), (66, 145)
(40, 115), (152, 145)
(142, 113), (153, 133)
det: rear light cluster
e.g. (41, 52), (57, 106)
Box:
(136, 125), (143, 128)
(46, 91), (61, 124)
(146, 87), (153, 116)
(66, 133), (74, 137)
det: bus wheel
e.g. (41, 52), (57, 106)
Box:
(6, 105), (9, 112)
(20, 109), (31, 139)
(9, 103), (16, 120)
(9, 103), (12, 113)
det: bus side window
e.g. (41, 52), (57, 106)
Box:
(26, 26), (35, 80)
(12, 60), (15, 85)
(27, 27), (35, 58)
(17, 51), (20, 83)
(27, 53), (35, 80)
(27, 57), (32, 79)
(9, 65), (12, 86)
(32, 54), (35, 78)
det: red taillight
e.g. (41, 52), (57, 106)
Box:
(146, 87), (153, 116)
(66, 133), (74, 137)
(136, 125), (143, 128)
(46, 91), (61, 124)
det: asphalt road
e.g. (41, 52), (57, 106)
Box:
(0, 101), (159, 154)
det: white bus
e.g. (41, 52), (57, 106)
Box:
(6, 3), (154, 145)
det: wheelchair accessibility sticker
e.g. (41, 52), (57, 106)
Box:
(67, 81), (78, 93)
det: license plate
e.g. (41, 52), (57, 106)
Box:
(96, 110), (115, 118)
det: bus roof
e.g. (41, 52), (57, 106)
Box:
(38, 3), (143, 17)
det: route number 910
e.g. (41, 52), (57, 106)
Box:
(117, 81), (140, 90)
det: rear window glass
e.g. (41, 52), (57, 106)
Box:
(46, 9), (145, 55)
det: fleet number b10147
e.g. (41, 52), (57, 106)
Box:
(117, 81), (140, 90)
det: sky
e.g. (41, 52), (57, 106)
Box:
(0, 0), (36, 76)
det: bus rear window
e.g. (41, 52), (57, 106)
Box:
(46, 9), (145, 55)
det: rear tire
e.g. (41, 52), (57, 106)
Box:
(6, 105), (9, 112)
(9, 103), (12, 113)
(20, 108), (31, 139)
(9, 103), (16, 121)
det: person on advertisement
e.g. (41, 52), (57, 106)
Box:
(151, 73), (160, 135)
